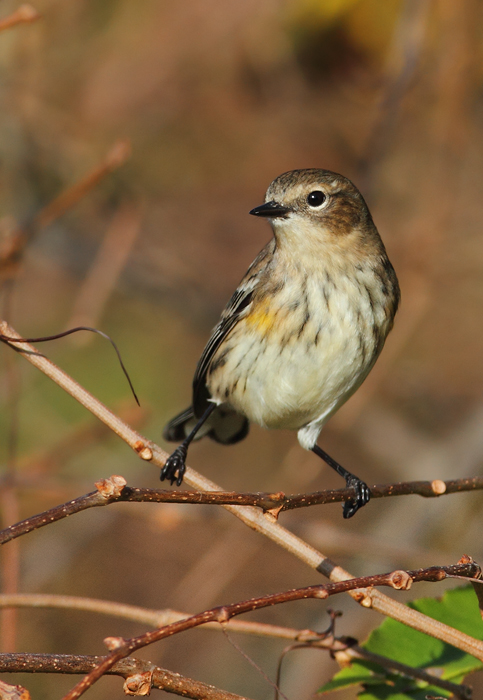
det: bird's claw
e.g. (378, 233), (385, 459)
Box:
(160, 445), (187, 486)
(342, 476), (371, 519)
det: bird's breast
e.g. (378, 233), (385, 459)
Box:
(207, 262), (394, 430)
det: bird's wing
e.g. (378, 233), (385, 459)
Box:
(192, 239), (275, 415)
(192, 286), (255, 415)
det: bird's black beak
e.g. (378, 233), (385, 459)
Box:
(249, 201), (290, 218)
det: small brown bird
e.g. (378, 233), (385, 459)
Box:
(162, 169), (400, 517)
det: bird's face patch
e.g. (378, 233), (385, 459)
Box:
(264, 168), (369, 236)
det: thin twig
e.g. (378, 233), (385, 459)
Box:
(0, 642), (470, 700)
(0, 142), (131, 279)
(0, 483), (117, 546)
(0, 5), (40, 33)
(1, 326), (140, 405)
(1, 477), (483, 546)
(2, 320), (483, 667)
(358, 0), (431, 191)
(0, 593), (323, 641)
(0, 654), (251, 700)
(0, 678), (31, 700)
(0, 608), (472, 700)
(220, 625), (290, 700)
(33, 141), (131, 230)
(67, 202), (142, 333)
(59, 560), (480, 700)
(1, 338), (20, 652)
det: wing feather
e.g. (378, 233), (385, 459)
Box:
(192, 287), (254, 415)
(192, 239), (275, 416)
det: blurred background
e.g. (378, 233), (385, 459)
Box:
(1, 0), (483, 697)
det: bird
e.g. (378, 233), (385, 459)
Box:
(161, 168), (400, 518)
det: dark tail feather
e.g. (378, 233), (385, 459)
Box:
(208, 406), (250, 444)
(163, 405), (249, 445)
(163, 407), (196, 442)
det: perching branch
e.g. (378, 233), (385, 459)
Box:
(1, 475), (483, 547)
(2, 319), (483, 668)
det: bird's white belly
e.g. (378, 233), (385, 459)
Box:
(207, 277), (382, 437)
(217, 325), (365, 429)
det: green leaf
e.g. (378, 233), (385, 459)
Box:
(319, 585), (483, 697)
(357, 680), (452, 700)
(319, 659), (451, 698)
(319, 660), (381, 693)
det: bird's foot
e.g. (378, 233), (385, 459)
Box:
(160, 445), (187, 486)
(342, 476), (371, 519)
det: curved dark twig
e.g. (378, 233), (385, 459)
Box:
(0, 326), (140, 406)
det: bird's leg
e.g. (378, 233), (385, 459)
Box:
(161, 403), (217, 486)
(311, 444), (371, 518)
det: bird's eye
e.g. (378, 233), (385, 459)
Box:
(307, 190), (327, 207)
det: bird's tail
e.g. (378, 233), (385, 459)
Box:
(163, 405), (249, 445)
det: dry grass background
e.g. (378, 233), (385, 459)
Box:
(1, 0), (483, 698)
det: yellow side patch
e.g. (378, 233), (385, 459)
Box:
(245, 301), (279, 335)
